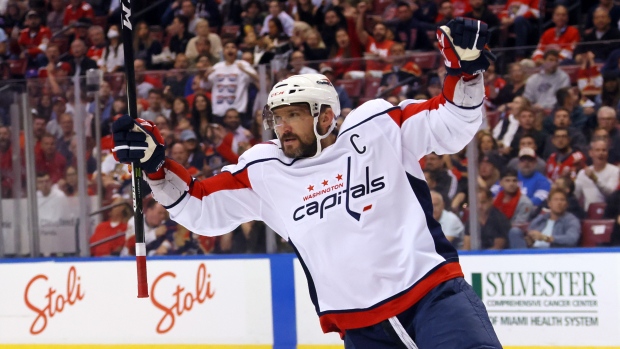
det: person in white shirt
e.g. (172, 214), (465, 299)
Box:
(260, 0), (295, 37)
(575, 138), (619, 210)
(140, 88), (171, 121)
(431, 190), (464, 249)
(289, 50), (318, 75)
(207, 41), (258, 119)
(111, 18), (501, 348)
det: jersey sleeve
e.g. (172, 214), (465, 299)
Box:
(145, 156), (262, 237)
(388, 74), (484, 160)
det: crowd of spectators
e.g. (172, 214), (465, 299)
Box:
(0, 0), (620, 256)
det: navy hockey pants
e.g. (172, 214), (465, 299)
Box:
(343, 277), (502, 349)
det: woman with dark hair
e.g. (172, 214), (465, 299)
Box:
(293, 0), (318, 26)
(596, 72), (620, 111)
(476, 130), (499, 155)
(190, 94), (213, 141)
(134, 21), (163, 69)
(101, 24), (124, 73)
(328, 27), (362, 79)
(267, 17), (292, 59)
(37, 94), (53, 121)
(170, 97), (190, 128)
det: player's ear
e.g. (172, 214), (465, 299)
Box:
(320, 107), (334, 126)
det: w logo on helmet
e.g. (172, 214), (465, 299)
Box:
(316, 79), (333, 87)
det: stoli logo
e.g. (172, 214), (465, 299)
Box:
(24, 266), (85, 335)
(150, 263), (215, 334)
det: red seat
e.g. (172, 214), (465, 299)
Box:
(6, 59), (27, 77)
(92, 16), (107, 28)
(336, 79), (363, 98)
(560, 65), (580, 84)
(363, 77), (382, 98)
(580, 219), (614, 247)
(587, 202), (607, 219)
(409, 52), (438, 70)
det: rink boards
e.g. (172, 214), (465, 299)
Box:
(0, 249), (619, 349)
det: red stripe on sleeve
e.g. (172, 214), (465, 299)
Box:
(216, 133), (240, 164)
(189, 168), (252, 199)
(389, 96), (445, 127)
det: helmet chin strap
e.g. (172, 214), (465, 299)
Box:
(310, 116), (336, 158)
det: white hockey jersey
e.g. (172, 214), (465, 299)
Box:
(146, 74), (485, 334)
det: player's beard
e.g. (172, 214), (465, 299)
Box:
(280, 123), (324, 159)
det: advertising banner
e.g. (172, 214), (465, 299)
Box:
(0, 258), (273, 345)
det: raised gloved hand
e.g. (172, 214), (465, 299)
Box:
(112, 115), (166, 177)
(436, 17), (496, 76)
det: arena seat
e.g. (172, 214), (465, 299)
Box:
(580, 219), (614, 247)
(586, 202), (607, 220)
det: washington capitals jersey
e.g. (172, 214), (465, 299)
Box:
(147, 75), (485, 334)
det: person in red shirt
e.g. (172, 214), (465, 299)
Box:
(35, 133), (68, 184)
(90, 196), (132, 256)
(86, 25), (106, 64)
(0, 125), (16, 198)
(63, 0), (94, 27)
(532, 5), (580, 63)
(18, 10), (52, 68)
(356, 2), (394, 76)
(546, 127), (586, 181)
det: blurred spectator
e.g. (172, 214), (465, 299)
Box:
(99, 25), (124, 73)
(0, 125), (14, 198)
(185, 19), (222, 63)
(575, 8), (620, 64)
(241, 0), (265, 36)
(169, 96), (190, 128)
(493, 63), (528, 107)
(123, 199), (172, 256)
(180, 0), (199, 34)
(532, 176), (584, 219)
(517, 147), (551, 208)
(509, 189), (580, 248)
(584, 0), (620, 34)
(380, 43), (421, 98)
(168, 15), (194, 55)
(391, 1), (435, 52)
(493, 96), (530, 153)
(424, 152), (458, 202)
(54, 165), (79, 196)
(542, 108), (587, 158)
(302, 29), (329, 67)
(35, 133), (67, 183)
(164, 53), (192, 98)
(218, 221), (266, 254)
(477, 130), (499, 156)
(431, 190), (464, 249)
(222, 108), (252, 154)
(318, 7), (348, 54)
(260, 0), (295, 37)
(190, 93), (213, 140)
(575, 139), (619, 211)
(0, 27), (9, 62)
(36, 172), (67, 226)
(207, 41), (258, 120)
(463, 0), (499, 46)
(70, 17), (92, 43)
(195, 0), (222, 30)
(320, 66), (353, 113)
(604, 187), (620, 246)
(3, 3), (25, 37)
(18, 10), (51, 68)
(509, 108), (546, 158)
(436, 0), (455, 26)
(506, 134), (547, 175)
(551, 86), (589, 131)
(523, 50), (570, 110)
(63, 0), (94, 28)
(90, 197), (131, 256)
(265, 16), (293, 63)
(463, 188), (509, 250)
(596, 106), (620, 164)
(478, 152), (502, 195)
(180, 129), (206, 170)
(253, 34), (275, 65)
(494, 169), (534, 224)
(545, 128), (585, 181)
(483, 62), (506, 108)
(133, 59), (154, 99)
(499, 0), (540, 58)
(87, 81), (114, 126)
(86, 25), (106, 63)
(532, 5), (580, 64)
(55, 112), (75, 162)
(140, 88), (170, 121)
(133, 21), (163, 69)
(170, 142), (199, 175)
(289, 50), (318, 74)
(355, 2), (394, 77)
(293, 0), (318, 26)
(68, 39), (98, 76)
(38, 43), (61, 77)
(162, 0), (184, 27)
(328, 28), (362, 79)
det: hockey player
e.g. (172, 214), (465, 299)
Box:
(113, 18), (501, 348)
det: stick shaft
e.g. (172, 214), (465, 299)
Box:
(121, 0), (149, 298)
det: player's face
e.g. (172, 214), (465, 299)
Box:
(272, 104), (317, 158)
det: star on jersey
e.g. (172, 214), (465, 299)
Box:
(336, 174), (343, 181)
(307, 185), (314, 192)
(322, 180), (329, 186)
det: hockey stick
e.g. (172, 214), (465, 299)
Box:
(121, 0), (149, 298)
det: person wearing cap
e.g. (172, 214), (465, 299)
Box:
(518, 147), (551, 207)
(63, 0), (94, 28)
(18, 10), (51, 68)
(179, 129), (207, 170)
(320, 65), (353, 115)
(506, 134), (547, 174)
(494, 168), (534, 225)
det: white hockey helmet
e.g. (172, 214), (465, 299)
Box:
(263, 74), (340, 157)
